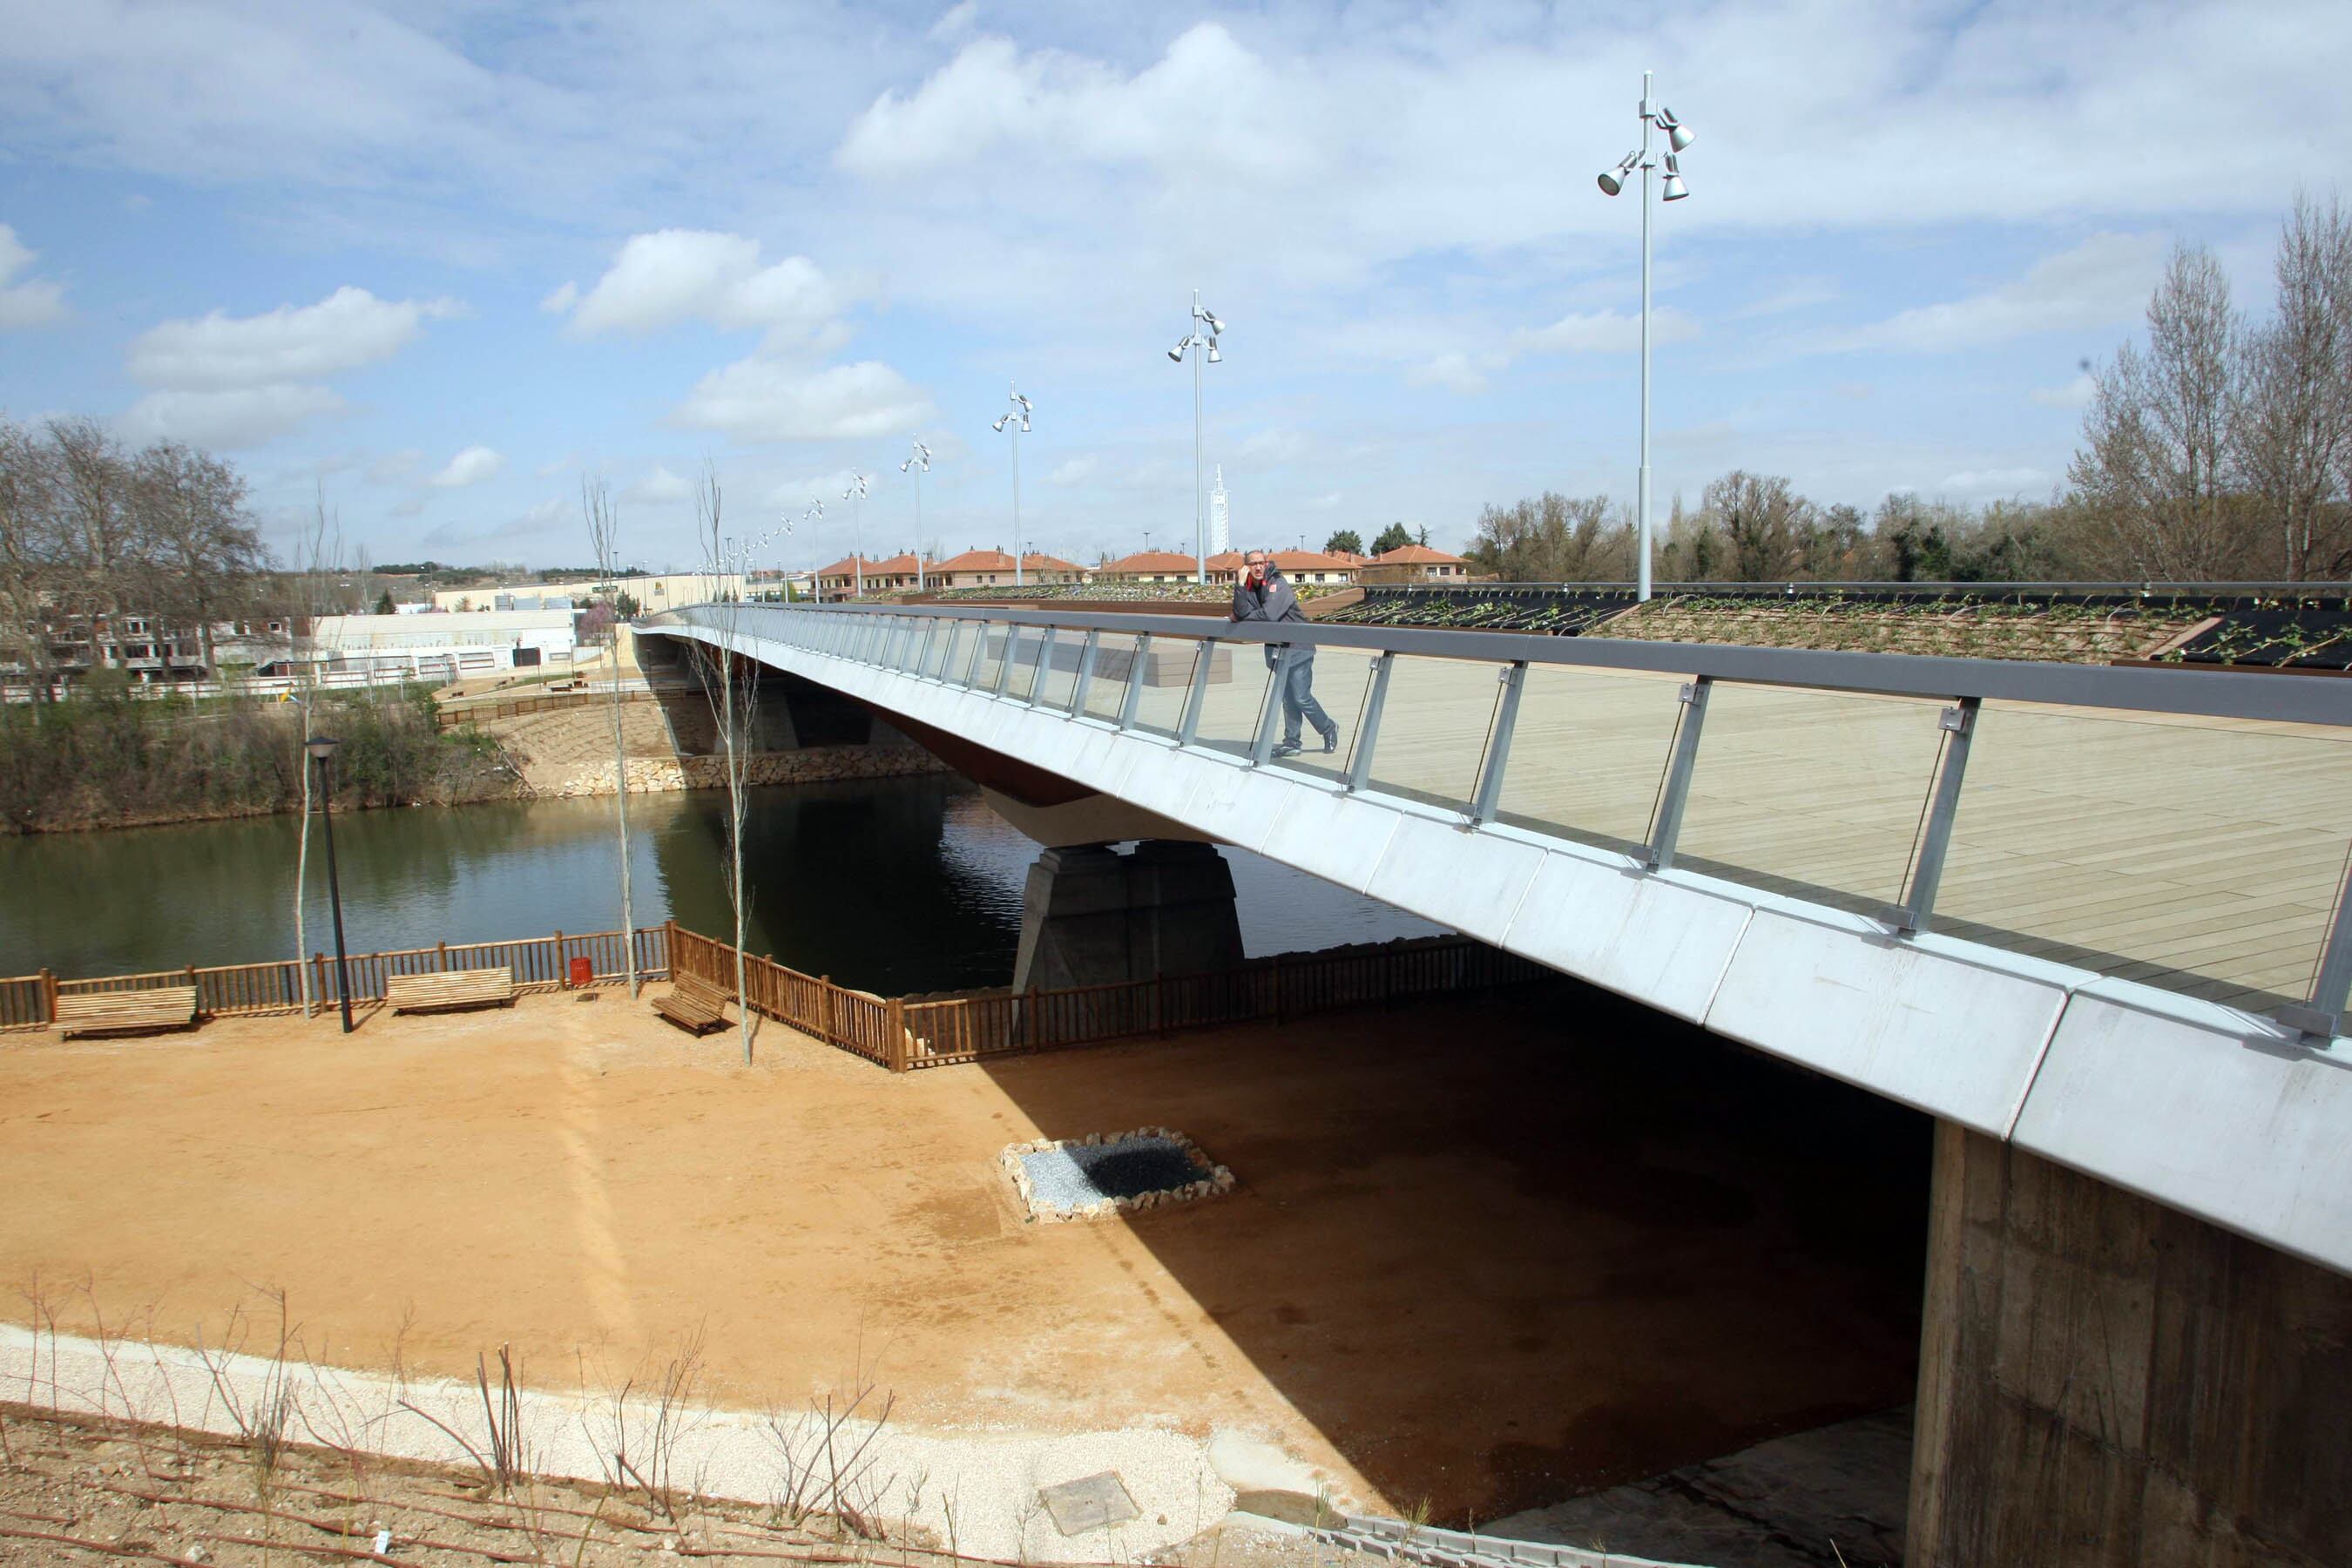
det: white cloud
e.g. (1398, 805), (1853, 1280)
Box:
(118, 384), (345, 449)
(553, 231), (841, 345)
(1408, 350), (1502, 395)
(928, 2), (978, 43)
(1938, 466), (2050, 493)
(1046, 456), (1100, 486)
(422, 496), (565, 548)
(1828, 234), (2166, 353)
(0, 224), (69, 328)
(1308, 492), (1342, 511)
(1238, 429), (1309, 463)
(624, 463), (693, 504)
(369, 448), (424, 485)
(127, 286), (459, 389)
(429, 444), (504, 488)
(2031, 373), (2098, 409)
(1517, 308), (1699, 355)
(670, 356), (934, 443)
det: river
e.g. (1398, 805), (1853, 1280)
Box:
(0, 776), (1437, 993)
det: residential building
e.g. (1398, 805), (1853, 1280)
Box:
(429, 571), (744, 612)
(301, 608), (580, 675)
(814, 554), (929, 600)
(1365, 544), (1471, 581)
(929, 549), (1086, 588)
(1097, 551), (1204, 585)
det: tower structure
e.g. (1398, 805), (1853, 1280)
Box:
(1209, 465), (1231, 557)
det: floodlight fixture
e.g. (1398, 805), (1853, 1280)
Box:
(1591, 70), (1704, 603)
(1170, 289), (1227, 584)
(995, 384), (1032, 585)
(902, 441), (933, 589)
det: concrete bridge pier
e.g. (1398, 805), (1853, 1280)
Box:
(1907, 1121), (2352, 1567)
(1010, 840), (1242, 994)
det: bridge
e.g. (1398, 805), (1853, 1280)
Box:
(641, 598), (2352, 1565)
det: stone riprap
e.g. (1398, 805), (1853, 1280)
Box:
(534, 743), (945, 798)
(1003, 1128), (1236, 1223)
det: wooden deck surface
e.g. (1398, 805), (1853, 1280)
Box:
(1167, 644), (2349, 1013)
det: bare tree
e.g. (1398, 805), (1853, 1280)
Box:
(2072, 244), (2247, 577)
(1463, 492), (1631, 581)
(693, 466), (758, 1064)
(2235, 193), (2352, 578)
(134, 440), (267, 675)
(584, 478), (639, 998)
(1705, 470), (1811, 581)
(0, 420), (64, 703)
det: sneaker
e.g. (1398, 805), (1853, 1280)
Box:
(1273, 740), (1302, 758)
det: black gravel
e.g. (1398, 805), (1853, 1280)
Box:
(1020, 1136), (1206, 1210)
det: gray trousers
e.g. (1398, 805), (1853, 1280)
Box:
(1277, 652), (1335, 745)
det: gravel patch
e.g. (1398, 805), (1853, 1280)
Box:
(1002, 1128), (1236, 1222)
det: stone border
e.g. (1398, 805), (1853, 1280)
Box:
(1000, 1126), (1236, 1223)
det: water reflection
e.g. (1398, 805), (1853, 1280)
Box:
(0, 778), (1436, 993)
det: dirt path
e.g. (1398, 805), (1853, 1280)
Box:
(0, 986), (1926, 1525)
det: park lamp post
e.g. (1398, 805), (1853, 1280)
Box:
(1597, 71), (1696, 603)
(842, 473), (870, 598)
(305, 735), (355, 1035)
(899, 441), (932, 591)
(1167, 292), (1225, 585)
(991, 386), (1033, 587)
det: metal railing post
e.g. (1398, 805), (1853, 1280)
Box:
(1071, 630), (1100, 715)
(1028, 627), (1057, 706)
(1346, 652), (1396, 793)
(1882, 697), (1978, 936)
(2281, 866), (2352, 1040)
(1118, 633), (1151, 729)
(1469, 662), (1527, 826)
(993, 625), (1018, 697)
(1646, 676), (1713, 871)
(1177, 639), (1214, 744)
(1252, 645), (1300, 764)
(963, 619), (990, 687)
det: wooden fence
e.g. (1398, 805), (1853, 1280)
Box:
(436, 688), (658, 729)
(0, 925), (671, 1028)
(3, 920), (1543, 1071)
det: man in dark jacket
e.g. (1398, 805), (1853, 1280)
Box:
(1231, 549), (1338, 756)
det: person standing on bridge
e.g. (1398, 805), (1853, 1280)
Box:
(1232, 549), (1338, 758)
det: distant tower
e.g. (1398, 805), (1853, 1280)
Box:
(1209, 465), (1231, 556)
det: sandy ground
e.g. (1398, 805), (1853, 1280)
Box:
(0, 984), (1926, 1532)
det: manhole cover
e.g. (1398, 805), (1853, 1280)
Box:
(1037, 1470), (1140, 1536)
(1003, 1127), (1235, 1222)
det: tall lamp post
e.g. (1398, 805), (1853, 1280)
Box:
(990, 386), (1033, 586)
(841, 473), (869, 598)
(1597, 71), (1695, 603)
(1167, 292), (1225, 585)
(899, 441), (932, 591)
(304, 735), (354, 1034)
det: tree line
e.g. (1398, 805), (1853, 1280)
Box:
(1464, 196), (2352, 585)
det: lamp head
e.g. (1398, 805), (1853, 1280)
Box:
(305, 735), (341, 761)
(992, 414), (1010, 431)
(1205, 339), (1222, 364)
(1169, 339), (1189, 362)
(1661, 153), (1689, 200)
(1598, 151), (1639, 196)
(1658, 107), (1696, 152)
(1200, 307), (1225, 333)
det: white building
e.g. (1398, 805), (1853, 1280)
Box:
(429, 571), (745, 613)
(1209, 466), (1231, 557)
(303, 608), (580, 677)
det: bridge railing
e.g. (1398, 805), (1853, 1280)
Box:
(649, 600), (2352, 1038)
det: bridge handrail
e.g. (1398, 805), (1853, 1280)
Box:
(645, 600), (2352, 728)
(647, 598), (2352, 1036)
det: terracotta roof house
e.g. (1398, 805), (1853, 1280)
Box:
(1097, 551), (1205, 584)
(814, 554), (929, 598)
(1370, 544), (1470, 580)
(929, 549), (1086, 588)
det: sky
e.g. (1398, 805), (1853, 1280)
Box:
(2, 0), (2348, 575)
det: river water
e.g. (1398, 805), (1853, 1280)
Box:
(0, 777), (1436, 993)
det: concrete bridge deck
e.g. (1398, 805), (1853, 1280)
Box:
(642, 602), (2352, 1280)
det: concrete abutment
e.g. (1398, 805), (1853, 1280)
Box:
(1909, 1119), (2352, 1568)
(1010, 840), (1243, 993)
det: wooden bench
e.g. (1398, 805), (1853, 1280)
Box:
(653, 972), (731, 1036)
(386, 966), (515, 1015)
(55, 986), (199, 1039)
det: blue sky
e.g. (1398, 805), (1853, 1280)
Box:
(2, 0), (2347, 573)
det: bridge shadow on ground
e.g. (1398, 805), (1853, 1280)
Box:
(976, 981), (1930, 1529)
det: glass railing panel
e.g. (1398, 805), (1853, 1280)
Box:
(1083, 633), (1144, 722)
(1271, 646), (1384, 787)
(1191, 638), (1278, 760)
(1364, 654), (1510, 813)
(970, 622), (1010, 693)
(1003, 626), (1042, 700)
(1491, 666), (1690, 855)
(1036, 632), (1081, 712)
(1933, 703), (2352, 1013)
(939, 620), (977, 684)
(1130, 639), (1206, 740)
(1672, 685), (1948, 914)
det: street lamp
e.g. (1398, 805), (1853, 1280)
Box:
(898, 441), (932, 591)
(1596, 71), (1697, 603)
(841, 473), (869, 598)
(990, 386), (1033, 586)
(304, 735), (354, 1034)
(1168, 291), (1225, 585)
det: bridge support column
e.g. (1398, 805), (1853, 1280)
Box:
(1010, 840), (1241, 993)
(1907, 1119), (2352, 1568)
